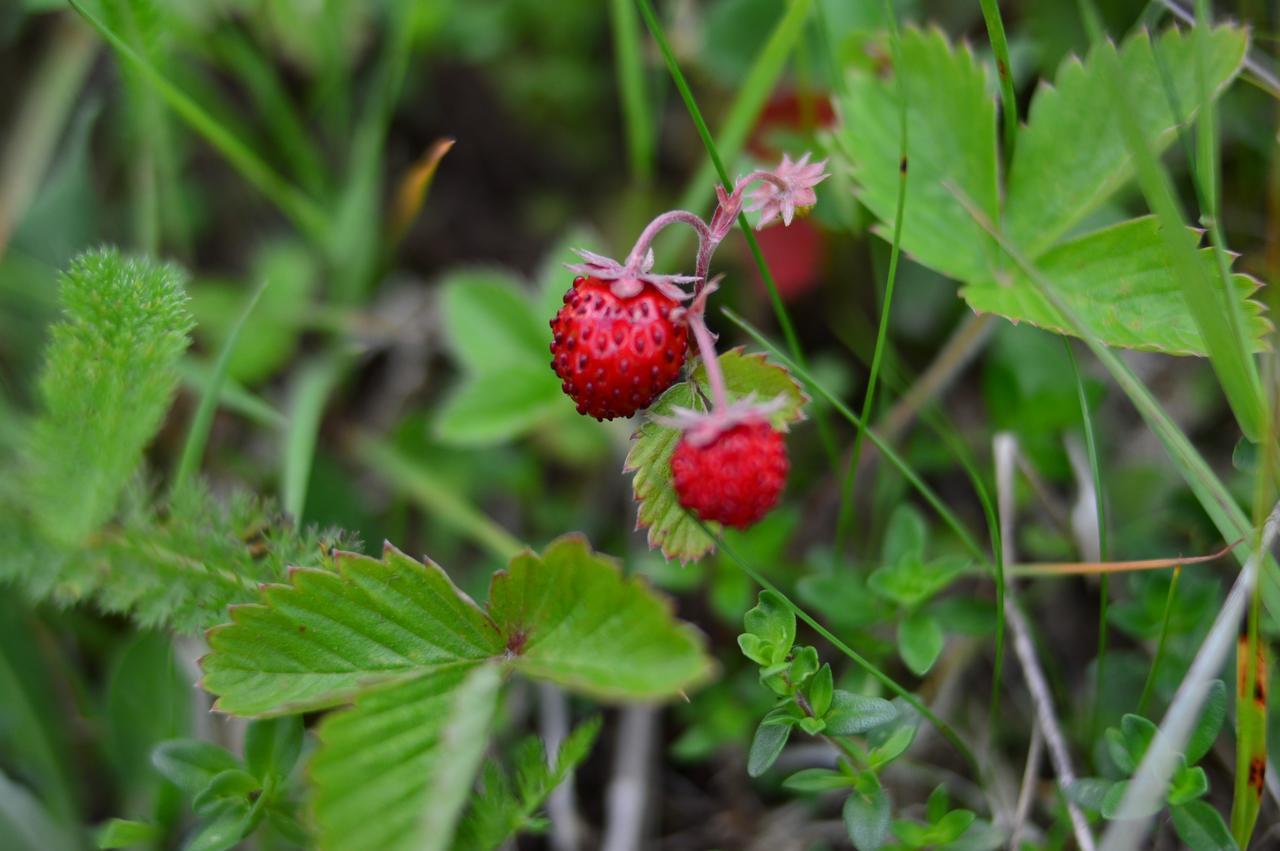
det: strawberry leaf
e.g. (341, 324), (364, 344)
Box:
(961, 217), (1268, 356)
(487, 535), (714, 699)
(311, 664), (501, 851)
(625, 349), (807, 562)
(202, 537), (712, 716)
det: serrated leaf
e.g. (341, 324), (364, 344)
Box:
(626, 348), (807, 562)
(486, 536), (713, 699)
(311, 664), (500, 851)
(960, 218), (1267, 356)
(202, 543), (503, 716)
(1005, 26), (1248, 256)
(1171, 800), (1238, 851)
(202, 537), (712, 716)
(27, 248), (193, 545)
(440, 269), (550, 373)
(844, 788), (891, 851)
(898, 610), (945, 676)
(832, 27), (999, 283)
(435, 365), (564, 446)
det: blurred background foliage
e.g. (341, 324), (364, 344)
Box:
(2, 0), (1279, 848)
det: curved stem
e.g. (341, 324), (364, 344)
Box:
(624, 209), (711, 269)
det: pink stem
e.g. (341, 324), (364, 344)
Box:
(624, 210), (712, 270)
(689, 313), (728, 411)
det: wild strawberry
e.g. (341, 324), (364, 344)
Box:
(670, 419), (788, 529)
(550, 276), (688, 420)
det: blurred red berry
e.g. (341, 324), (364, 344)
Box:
(550, 276), (688, 420)
(671, 420), (788, 529)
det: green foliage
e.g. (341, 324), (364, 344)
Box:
(26, 248), (193, 545)
(961, 217), (1268, 356)
(146, 716), (308, 851)
(1070, 681), (1229, 836)
(829, 24), (1262, 357)
(454, 717), (602, 850)
(198, 535), (708, 849)
(627, 348), (808, 562)
(0, 481), (351, 634)
(311, 665), (501, 851)
(203, 535), (712, 715)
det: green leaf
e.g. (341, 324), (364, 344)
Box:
(435, 365), (564, 446)
(202, 536), (712, 715)
(96, 819), (161, 849)
(454, 717), (602, 851)
(748, 717), (791, 777)
(626, 348), (807, 561)
(191, 769), (261, 816)
(927, 785), (950, 823)
(739, 590), (797, 667)
(960, 217), (1267, 356)
(202, 542), (503, 716)
(1067, 778), (1118, 811)
(783, 767), (853, 792)
(1168, 764), (1210, 806)
(311, 665), (501, 851)
(440, 269), (549, 373)
(1004, 25), (1248, 256)
(1171, 800), (1238, 851)
(808, 664), (834, 718)
(1121, 713), (1158, 765)
(881, 505), (927, 565)
(151, 740), (240, 795)
(825, 691), (899, 735)
(1188, 680), (1227, 764)
(182, 804), (250, 851)
(832, 27), (999, 283)
(844, 788), (891, 851)
(243, 716), (303, 783)
(898, 610), (945, 676)
(486, 536), (714, 699)
(27, 249), (193, 544)
(869, 556), (970, 609)
(932, 809), (976, 843)
(867, 724), (916, 768)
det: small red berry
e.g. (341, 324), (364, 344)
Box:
(670, 420), (788, 530)
(550, 276), (688, 420)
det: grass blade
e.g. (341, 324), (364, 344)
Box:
(281, 355), (345, 520)
(173, 279), (270, 495)
(978, 0), (1019, 164)
(836, 0), (910, 553)
(68, 0), (329, 242)
(610, 0), (654, 184)
(353, 435), (524, 563)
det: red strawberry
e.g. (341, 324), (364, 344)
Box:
(550, 276), (688, 420)
(671, 420), (788, 529)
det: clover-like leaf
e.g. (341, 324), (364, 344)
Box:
(961, 217), (1268, 356)
(626, 348), (807, 562)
